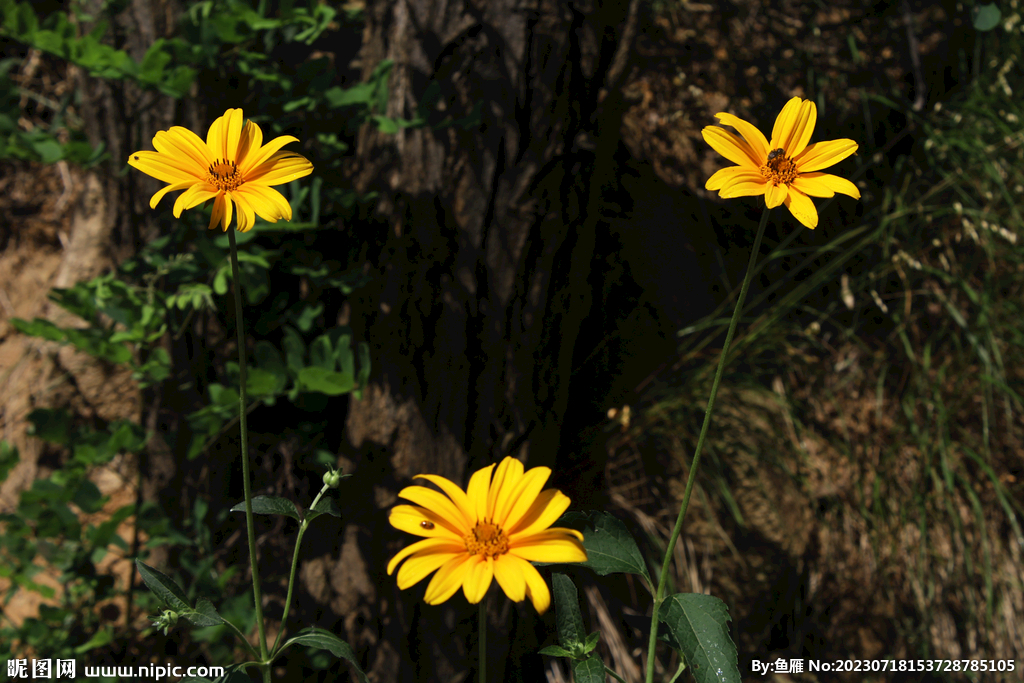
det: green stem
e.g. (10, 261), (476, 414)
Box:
(227, 227), (270, 681)
(643, 207), (771, 683)
(270, 484), (331, 657)
(478, 598), (487, 683)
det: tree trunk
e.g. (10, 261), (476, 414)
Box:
(340, 0), (641, 680)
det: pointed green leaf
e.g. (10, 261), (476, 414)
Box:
(135, 560), (190, 612)
(284, 628), (370, 683)
(184, 597), (227, 628)
(570, 654), (606, 683)
(230, 495), (302, 521)
(659, 593), (740, 683)
(282, 326), (305, 373)
(309, 334), (334, 370)
(552, 573), (586, 648)
(297, 368), (354, 395)
(309, 496), (342, 520)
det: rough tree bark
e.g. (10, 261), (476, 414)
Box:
(338, 1), (642, 680)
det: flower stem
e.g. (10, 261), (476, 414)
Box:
(479, 598), (487, 683)
(270, 483), (331, 656)
(644, 207), (771, 683)
(227, 227), (270, 679)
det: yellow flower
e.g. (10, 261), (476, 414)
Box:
(387, 456), (587, 615)
(702, 97), (860, 229)
(127, 108), (313, 232)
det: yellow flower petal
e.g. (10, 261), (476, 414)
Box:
(490, 456), (526, 522)
(409, 474), (475, 527)
(246, 153), (314, 186)
(236, 119), (264, 166)
(764, 182), (789, 209)
(207, 108), (244, 162)
(701, 125), (761, 171)
(785, 190), (819, 229)
(507, 489), (571, 537)
(771, 97), (816, 157)
(510, 533), (588, 563)
(148, 180), (195, 209)
(389, 504), (449, 533)
(395, 541), (465, 587)
(713, 112), (769, 159)
(467, 463), (497, 523)
(397, 485), (471, 531)
(234, 184), (292, 223)
(239, 134), (301, 176)
(172, 183), (219, 218)
(521, 560), (552, 614)
(795, 139), (859, 173)
(154, 128), (213, 174)
(461, 556), (494, 604)
(229, 190), (256, 233)
(424, 554), (475, 605)
(492, 555), (527, 602)
(209, 193), (228, 231)
(717, 171), (770, 198)
(129, 151), (202, 185)
(498, 466), (551, 529)
(222, 193), (234, 230)
(791, 173), (837, 198)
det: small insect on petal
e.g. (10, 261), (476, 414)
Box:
(420, 521), (435, 530)
(767, 148), (786, 162)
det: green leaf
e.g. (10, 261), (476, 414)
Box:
(10, 317), (67, 342)
(973, 4), (1001, 31)
(254, 340), (286, 374)
(73, 627), (113, 653)
(570, 655), (606, 683)
(540, 511), (652, 588)
(659, 593), (740, 683)
(245, 367), (281, 396)
(26, 408), (71, 444)
(295, 303), (323, 332)
(184, 597), (227, 628)
(282, 326), (306, 373)
(71, 479), (104, 514)
(552, 573), (586, 649)
(283, 628), (370, 683)
(140, 39), (172, 81)
(230, 495), (302, 521)
(324, 83), (375, 108)
(307, 496), (342, 521)
(0, 440), (19, 483)
(309, 334), (335, 370)
(297, 367), (354, 395)
(337, 334), (353, 377)
(135, 560), (190, 612)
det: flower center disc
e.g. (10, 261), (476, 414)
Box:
(208, 159), (243, 191)
(762, 148), (796, 185)
(465, 521), (509, 558)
